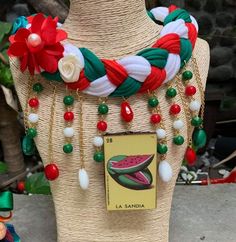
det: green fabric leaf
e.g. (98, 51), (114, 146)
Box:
(41, 71), (63, 82)
(137, 48), (168, 68)
(25, 172), (51, 195)
(110, 77), (141, 97)
(164, 9), (191, 26)
(0, 161), (8, 174)
(80, 48), (106, 81)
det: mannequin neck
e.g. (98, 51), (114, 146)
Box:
(62, 0), (161, 59)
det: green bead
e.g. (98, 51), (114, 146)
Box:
(191, 116), (203, 127)
(98, 103), (109, 114)
(148, 97), (159, 108)
(193, 128), (207, 149)
(182, 71), (193, 81)
(93, 151), (104, 162)
(22, 135), (36, 156)
(33, 83), (43, 93)
(63, 143), (73, 153)
(157, 144), (168, 154)
(63, 95), (74, 106)
(27, 128), (37, 138)
(173, 135), (185, 145)
(166, 87), (177, 98)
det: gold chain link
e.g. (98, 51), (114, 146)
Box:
(48, 85), (57, 163)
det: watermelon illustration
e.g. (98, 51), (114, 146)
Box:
(107, 154), (154, 190)
(108, 154), (154, 174)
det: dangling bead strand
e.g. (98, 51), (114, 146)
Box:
(93, 98), (108, 163)
(63, 93), (75, 154)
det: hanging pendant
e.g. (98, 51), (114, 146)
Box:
(44, 163), (59, 181)
(78, 168), (89, 190)
(193, 128), (207, 149)
(22, 135), (36, 156)
(185, 147), (197, 166)
(158, 160), (173, 182)
(120, 101), (134, 122)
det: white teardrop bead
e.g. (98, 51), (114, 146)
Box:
(173, 119), (184, 130)
(63, 127), (74, 138)
(93, 136), (103, 147)
(156, 128), (166, 139)
(158, 160), (173, 182)
(189, 100), (201, 112)
(78, 168), (89, 190)
(28, 113), (39, 123)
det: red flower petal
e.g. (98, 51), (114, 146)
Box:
(8, 42), (28, 56)
(56, 29), (67, 42)
(27, 15), (34, 24)
(28, 53), (36, 75)
(31, 13), (45, 34)
(35, 50), (58, 73)
(53, 16), (59, 24)
(45, 43), (64, 56)
(9, 35), (15, 44)
(20, 54), (28, 72)
(41, 16), (57, 45)
(14, 28), (30, 42)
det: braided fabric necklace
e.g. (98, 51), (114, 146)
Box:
(8, 5), (206, 191)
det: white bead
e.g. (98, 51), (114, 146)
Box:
(27, 33), (42, 47)
(156, 128), (166, 139)
(63, 127), (74, 138)
(78, 168), (89, 190)
(189, 100), (201, 112)
(93, 136), (103, 147)
(158, 160), (173, 182)
(28, 113), (39, 123)
(173, 119), (184, 130)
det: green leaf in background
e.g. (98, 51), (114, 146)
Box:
(0, 22), (12, 43)
(25, 172), (51, 195)
(0, 62), (14, 88)
(0, 161), (8, 174)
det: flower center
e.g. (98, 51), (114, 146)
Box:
(27, 33), (42, 47)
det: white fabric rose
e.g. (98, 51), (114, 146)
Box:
(58, 55), (83, 83)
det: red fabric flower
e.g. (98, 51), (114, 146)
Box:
(8, 13), (67, 75)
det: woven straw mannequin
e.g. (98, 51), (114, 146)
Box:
(10, 0), (210, 241)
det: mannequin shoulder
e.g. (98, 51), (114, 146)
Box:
(192, 38), (210, 85)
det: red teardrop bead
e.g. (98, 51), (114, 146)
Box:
(150, 114), (161, 124)
(185, 85), (197, 96)
(44, 163), (59, 181)
(120, 101), (134, 122)
(185, 147), (197, 166)
(170, 104), (181, 115)
(28, 98), (39, 108)
(97, 120), (107, 132)
(64, 111), (74, 121)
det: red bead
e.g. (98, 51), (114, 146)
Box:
(170, 104), (181, 115)
(97, 120), (107, 132)
(185, 147), (197, 166)
(17, 181), (25, 193)
(44, 163), (59, 181)
(28, 98), (39, 108)
(64, 111), (74, 121)
(120, 101), (134, 122)
(185, 85), (196, 96)
(150, 114), (161, 124)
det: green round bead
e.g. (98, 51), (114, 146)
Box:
(191, 116), (203, 127)
(98, 103), (109, 115)
(157, 144), (168, 154)
(182, 71), (193, 81)
(27, 128), (37, 138)
(166, 88), (177, 98)
(173, 135), (185, 145)
(93, 151), (104, 163)
(63, 95), (74, 106)
(33, 83), (43, 93)
(148, 97), (159, 108)
(63, 143), (73, 153)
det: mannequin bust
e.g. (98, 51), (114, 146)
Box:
(10, 0), (210, 241)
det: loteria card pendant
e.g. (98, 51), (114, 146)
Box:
(104, 133), (157, 211)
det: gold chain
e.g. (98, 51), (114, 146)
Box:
(48, 85), (57, 163)
(77, 91), (85, 169)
